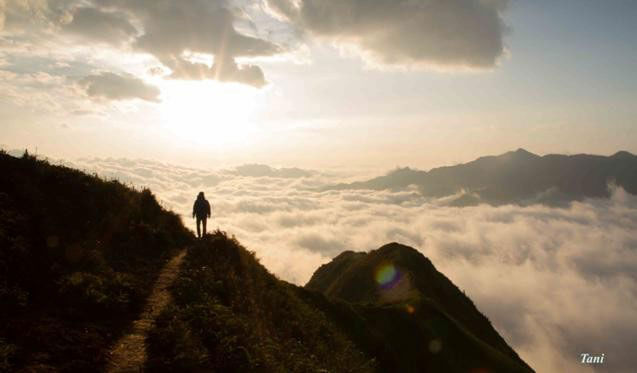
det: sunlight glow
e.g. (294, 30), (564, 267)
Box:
(157, 80), (263, 148)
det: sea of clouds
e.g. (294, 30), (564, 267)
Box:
(66, 157), (637, 373)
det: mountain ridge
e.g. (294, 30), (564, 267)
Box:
(324, 149), (637, 206)
(150, 234), (533, 372)
(306, 242), (532, 372)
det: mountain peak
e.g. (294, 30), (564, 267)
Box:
(612, 150), (634, 159)
(377, 242), (419, 254)
(511, 148), (539, 158)
(305, 242), (534, 372)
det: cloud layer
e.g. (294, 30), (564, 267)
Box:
(78, 72), (161, 102)
(266, 0), (509, 69)
(62, 6), (137, 45)
(1, 0), (280, 88)
(66, 156), (637, 373)
(1, 0), (511, 106)
(96, 0), (279, 87)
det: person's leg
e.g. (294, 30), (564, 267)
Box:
(202, 218), (207, 236)
(196, 217), (202, 238)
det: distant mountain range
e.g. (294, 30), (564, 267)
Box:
(325, 149), (637, 206)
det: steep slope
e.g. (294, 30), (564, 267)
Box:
(148, 233), (533, 372)
(146, 232), (374, 372)
(325, 149), (637, 205)
(306, 243), (533, 372)
(0, 151), (191, 371)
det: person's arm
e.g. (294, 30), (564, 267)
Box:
(207, 201), (211, 218)
(192, 201), (196, 218)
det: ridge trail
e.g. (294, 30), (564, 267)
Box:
(106, 249), (187, 372)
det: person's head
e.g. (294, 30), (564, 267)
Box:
(198, 191), (205, 199)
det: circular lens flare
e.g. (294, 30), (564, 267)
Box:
(429, 339), (443, 354)
(375, 263), (399, 288)
(406, 304), (415, 314)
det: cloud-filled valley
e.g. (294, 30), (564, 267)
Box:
(63, 156), (637, 373)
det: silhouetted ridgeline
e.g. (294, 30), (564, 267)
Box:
(0, 151), (191, 371)
(0, 150), (533, 372)
(146, 232), (372, 372)
(148, 233), (533, 372)
(325, 149), (637, 206)
(306, 244), (533, 372)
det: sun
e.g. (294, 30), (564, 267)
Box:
(157, 80), (263, 148)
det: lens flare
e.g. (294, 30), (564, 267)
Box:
(375, 263), (399, 288)
(429, 339), (443, 354)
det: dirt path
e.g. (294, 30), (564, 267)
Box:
(106, 249), (187, 373)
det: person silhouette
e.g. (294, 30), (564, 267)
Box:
(192, 192), (211, 238)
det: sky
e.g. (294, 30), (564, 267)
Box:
(1, 0), (636, 170)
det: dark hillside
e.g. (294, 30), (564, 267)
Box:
(146, 232), (373, 372)
(306, 243), (533, 372)
(0, 151), (191, 371)
(295, 288), (532, 373)
(148, 233), (533, 373)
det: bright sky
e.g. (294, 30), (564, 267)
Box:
(1, 0), (636, 170)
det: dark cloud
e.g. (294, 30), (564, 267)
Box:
(277, 212), (321, 228)
(62, 7), (137, 45)
(95, 0), (280, 87)
(78, 72), (160, 102)
(266, 0), (509, 69)
(1, 0), (281, 87)
(164, 54), (267, 87)
(295, 233), (345, 256)
(1, 0), (510, 95)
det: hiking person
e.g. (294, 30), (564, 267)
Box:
(192, 192), (211, 238)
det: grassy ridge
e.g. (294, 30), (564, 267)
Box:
(306, 243), (533, 372)
(147, 232), (533, 373)
(295, 281), (533, 372)
(306, 243), (528, 365)
(146, 232), (373, 372)
(0, 151), (191, 371)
